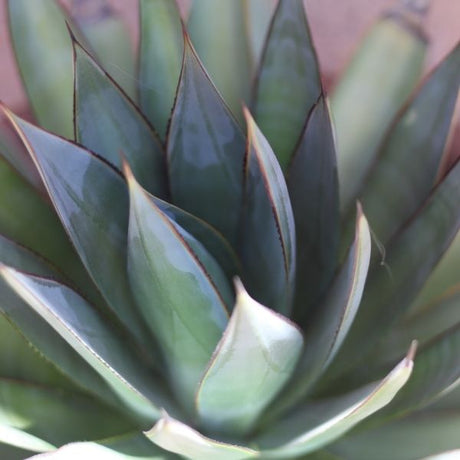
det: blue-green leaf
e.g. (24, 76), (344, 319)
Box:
(74, 39), (167, 197)
(0, 267), (170, 423)
(360, 43), (460, 243)
(139, 0), (183, 138)
(253, 0), (321, 170)
(187, 0), (251, 119)
(239, 109), (296, 314)
(288, 95), (339, 323)
(125, 166), (230, 409)
(167, 36), (246, 248)
(7, 111), (151, 346)
(196, 280), (303, 434)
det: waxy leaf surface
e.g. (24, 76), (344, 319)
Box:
(1, 267), (169, 423)
(126, 168), (230, 408)
(168, 37), (246, 248)
(196, 280), (303, 434)
(253, 0), (321, 170)
(74, 40), (167, 197)
(288, 95), (340, 323)
(8, 113), (150, 346)
(239, 109), (296, 314)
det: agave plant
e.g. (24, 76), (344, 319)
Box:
(0, 0), (459, 458)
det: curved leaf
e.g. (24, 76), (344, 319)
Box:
(145, 412), (258, 460)
(253, 0), (321, 170)
(328, 160), (460, 378)
(8, 0), (75, 138)
(0, 235), (123, 407)
(196, 280), (303, 435)
(239, 109), (296, 314)
(71, 0), (136, 98)
(332, 13), (426, 212)
(0, 267), (169, 423)
(287, 95), (340, 323)
(0, 378), (133, 452)
(153, 197), (241, 280)
(360, 43), (460, 243)
(125, 165), (229, 409)
(274, 207), (370, 415)
(167, 35), (246, 248)
(257, 343), (415, 458)
(139, 0), (183, 138)
(73, 39), (167, 197)
(6, 111), (151, 346)
(187, 0), (251, 119)
(329, 409), (460, 460)
(423, 450), (460, 460)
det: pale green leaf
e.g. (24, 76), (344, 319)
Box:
(257, 344), (415, 458)
(196, 279), (303, 434)
(145, 412), (258, 460)
(125, 166), (229, 409)
(139, 0), (183, 138)
(188, 0), (251, 119)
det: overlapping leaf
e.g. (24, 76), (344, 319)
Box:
(1, 267), (170, 423)
(253, 0), (321, 170)
(239, 109), (296, 314)
(167, 35), (246, 248)
(6, 111), (151, 346)
(196, 280), (303, 434)
(125, 166), (230, 409)
(287, 95), (340, 323)
(74, 39), (167, 197)
(187, 0), (251, 118)
(360, 43), (460, 243)
(139, 0), (183, 138)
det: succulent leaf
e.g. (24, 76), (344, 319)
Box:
(257, 343), (415, 457)
(0, 266), (169, 423)
(0, 378), (133, 453)
(196, 280), (303, 435)
(73, 39), (167, 198)
(167, 35), (246, 249)
(7, 0), (77, 138)
(239, 108), (296, 314)
(125, 165), (230, 409)
(359, 43), (460, 243)
(139, 0), (183, 139)
(332, 8), (427, 212)
(6, 112), (151, 346)
(328, 160), (460, 378)
(329, 409), (460, 460)
(187, 0), (251, 120)
(276, 206), (371, 413)
(287, 95), (340, 323)
(145, 411), (258, 459)
(253, 0), (321, 170)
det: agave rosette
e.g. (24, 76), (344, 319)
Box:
(0, 0), (459, 459)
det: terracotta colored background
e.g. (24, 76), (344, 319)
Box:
(0, 0), (459, 119)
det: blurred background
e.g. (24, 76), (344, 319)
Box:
(1, 0), (459, 122)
